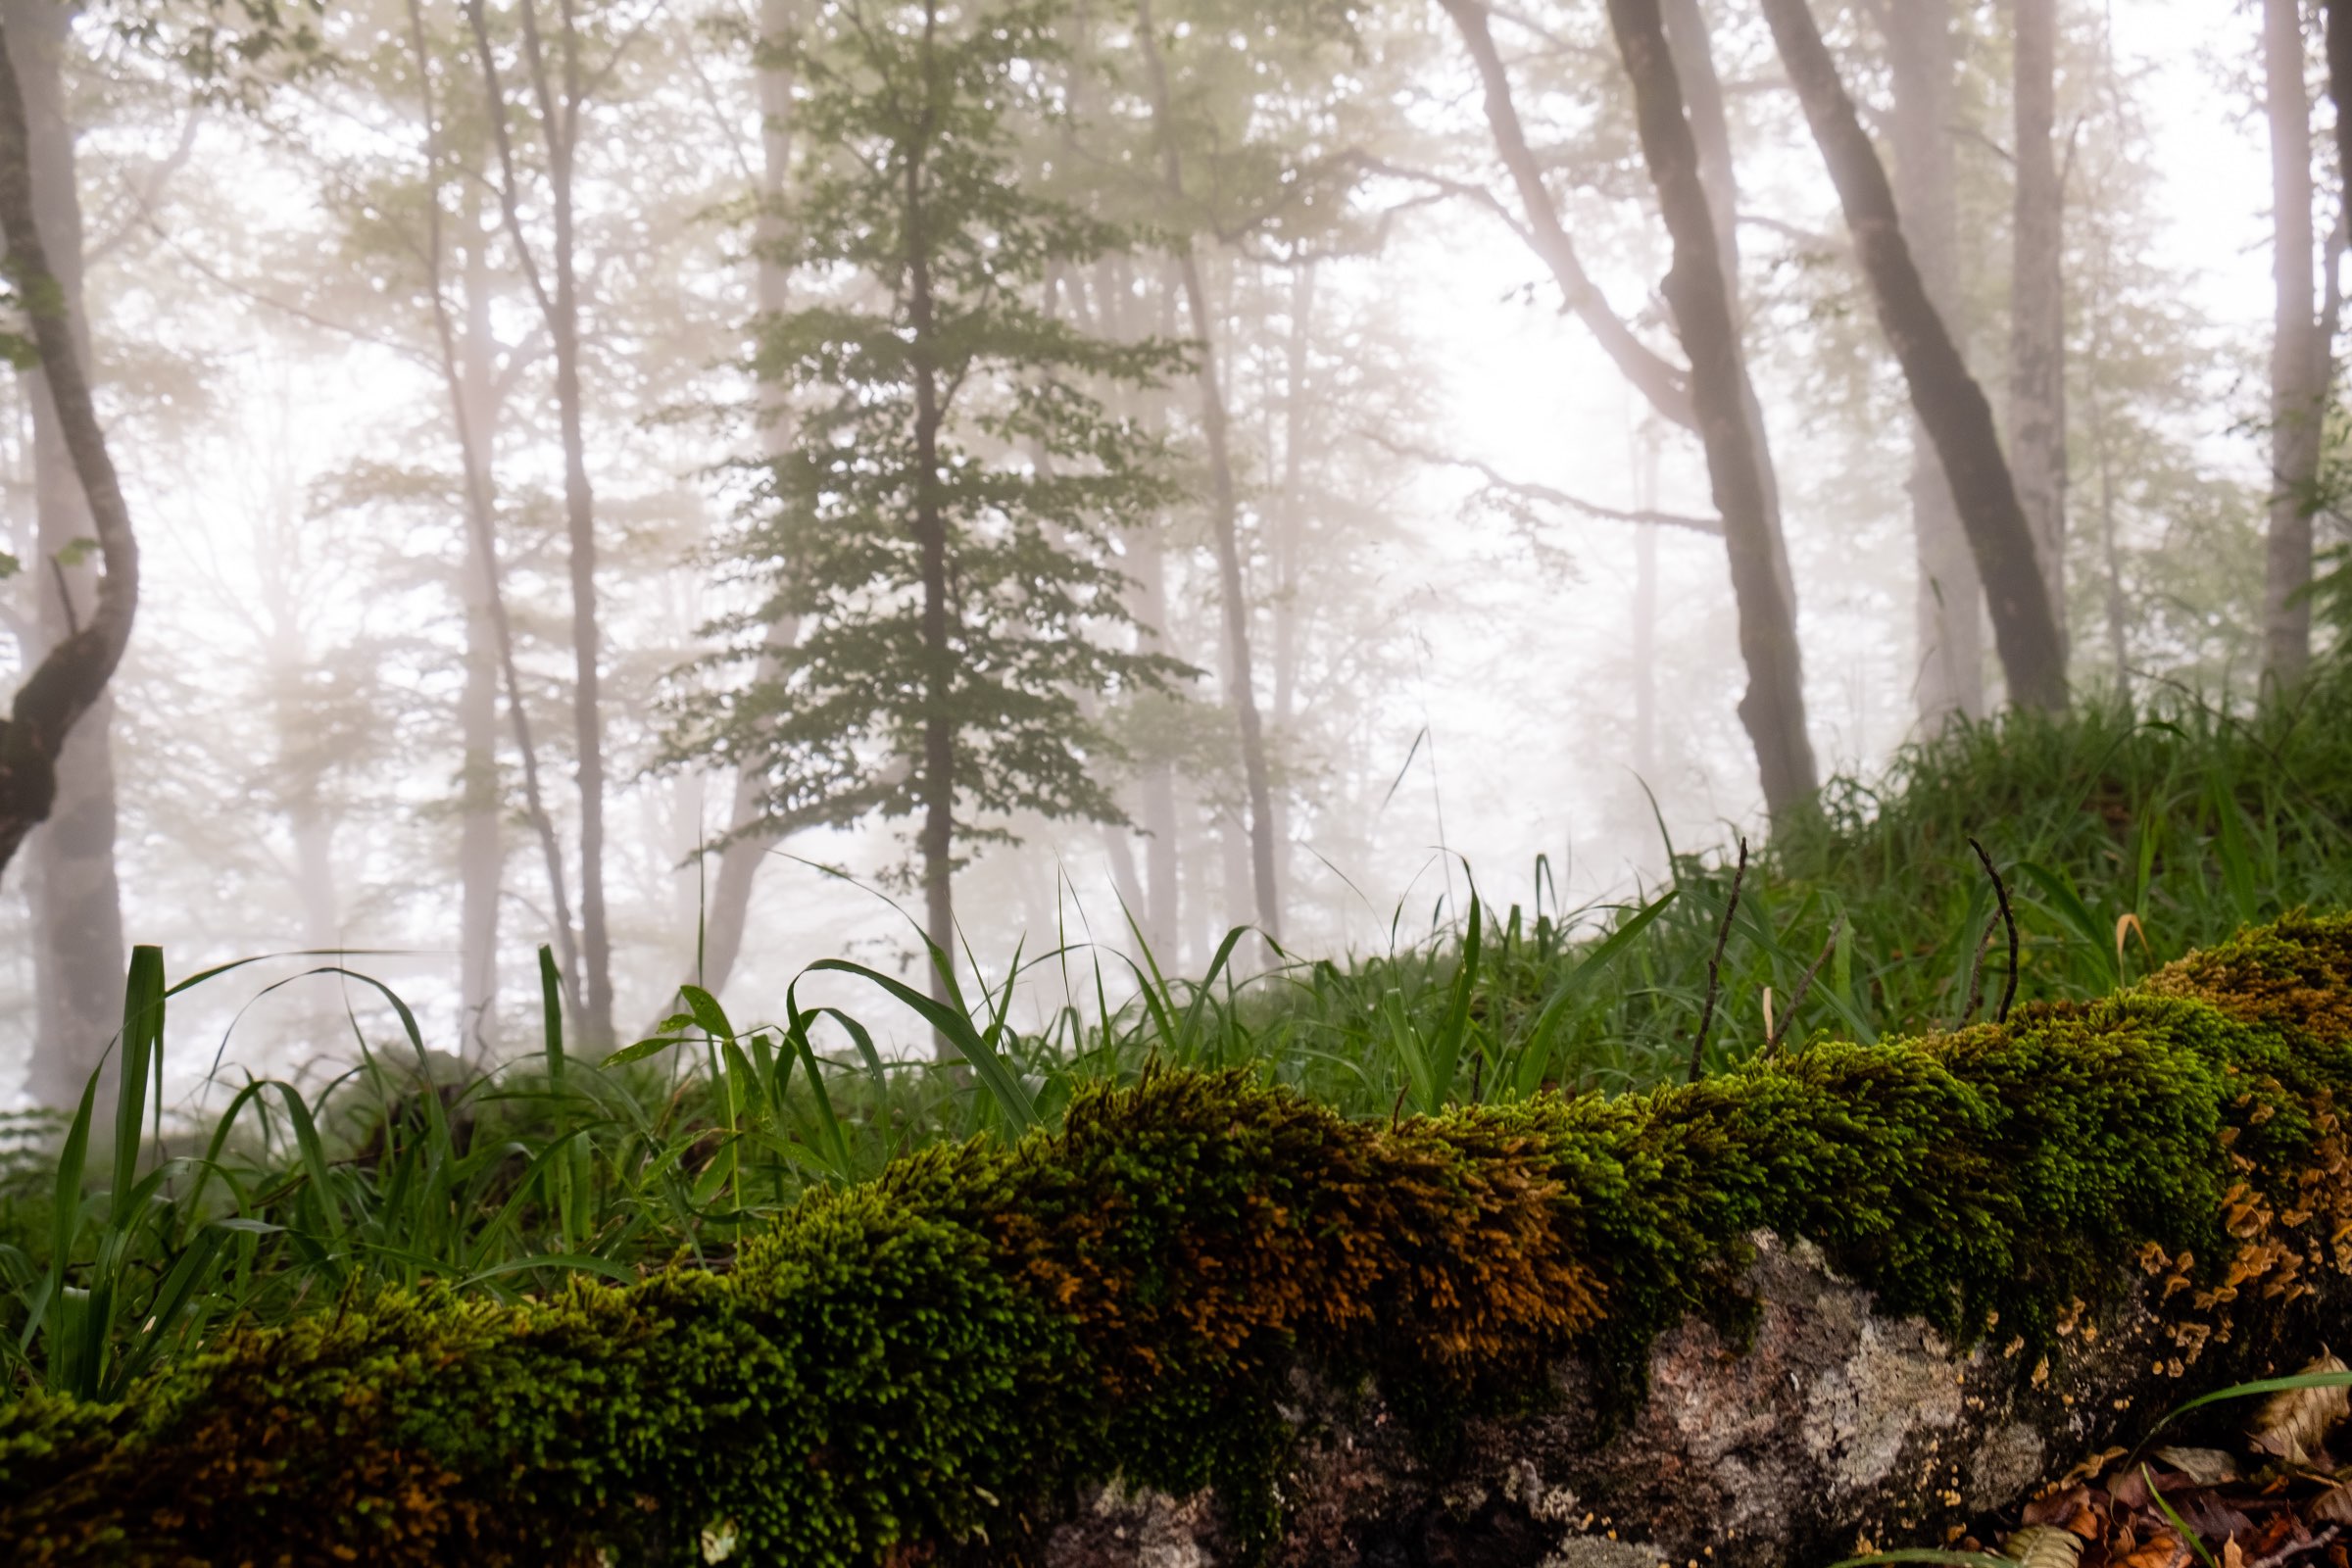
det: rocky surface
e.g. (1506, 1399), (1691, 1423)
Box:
(1042, 1230), (2348, 1568)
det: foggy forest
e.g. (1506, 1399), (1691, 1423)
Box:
(5, 0), (2352, 1561)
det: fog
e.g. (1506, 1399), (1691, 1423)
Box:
(0, 0), (2316, 1102)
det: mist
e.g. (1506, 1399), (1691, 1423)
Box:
(0, 0), (2320, 1102)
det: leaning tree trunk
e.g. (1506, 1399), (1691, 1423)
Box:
(1758, 0), (2068, 712)
(1886, 0), (1987, 728)
(2010, 0), (2068, 663)
(0, 19), (138, 898)
(2264, 0), (2323, 687)
(1606, 0), (1819, 821)
(4, 0), (126, 1110)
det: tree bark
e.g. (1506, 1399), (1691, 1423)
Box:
(3, 0), (125, 1109)
(1886, 0), (1986, 727)
(1758, 0), (2068, 711)
(1133, 1), (1282, 953)
(1606, 0), (1819, 821)
(1440, 0), (1696, 432)
(2264, 0), (2323, 686)
(2330, 0), (2352, 221)
(2010, 0), (2068, 659)
(0, 21), (139, 910)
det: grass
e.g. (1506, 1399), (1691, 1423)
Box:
(2, 673), (2350, 1401)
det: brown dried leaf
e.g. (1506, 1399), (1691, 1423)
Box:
(2251, 1354), (2352, 1464)
(2155, 1448), (2243, 1488)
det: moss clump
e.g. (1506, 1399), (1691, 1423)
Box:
(5, 914), (2351, 1567)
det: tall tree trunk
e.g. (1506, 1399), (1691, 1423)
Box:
(904, 41), (958, 1031)
(2264, 0), (2323, 686)
(2010, 0), (2068, 662)
(467, 0), (612, 1049)
(1758, 0), (2068, 711)
(697, 0), (801, 1002)
(1658, 0), (1797, 621)
(1133, 0), (1281, 950)
(0, 25), (138, 977)
(1605, 0), (1820, 820)
(421, 0), (586, 1051)
(1633, 425), (1660, 778)
(1886, 0), (1986, 726)
(533, 3), (612, 1051)
(5, 0), (123, 1108)
(456, 198), (503, 1054)
(1271, 263), (1312, 917)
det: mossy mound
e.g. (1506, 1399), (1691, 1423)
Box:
(6, 914), (2352, 1567)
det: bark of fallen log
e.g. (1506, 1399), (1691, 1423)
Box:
(1050, 1228), (2350, 1567)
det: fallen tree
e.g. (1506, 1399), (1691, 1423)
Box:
(4, 915), (2351, 1567)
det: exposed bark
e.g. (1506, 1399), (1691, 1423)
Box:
(2010, 0), (2068, 658)
(1132, 1), (1282, 952)
(466, 0), (613, 1051)
(1605, 0), (1819, 820)
(4, 0), (125, 1109)
(2264, 0), (2324, 686)
(1758, 0), (2068, 711)
(0, 23), (139, 907)
(1885, 0), (1986, 726)
(1438, 0), (1696, 432)
(1042, 1233), (2352, 1568)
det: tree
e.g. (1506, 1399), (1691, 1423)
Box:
(2, 0), (128, 1106)
(1883, 0), (1986, 725)
(1758, 0), (2068, 711)
(464, 0), (615, 1049)
(2263, 0), (2325, 685)
(0, 14), (139, 930)
(2010, 0), (2067, 653)
(691, 0), (1189, 1021)
(1604, 0), (1817, 820)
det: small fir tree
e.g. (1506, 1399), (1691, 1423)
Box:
(692, 0), (1190, 1004)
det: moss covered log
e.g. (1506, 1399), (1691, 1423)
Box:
(5, 915), (2352, 1567)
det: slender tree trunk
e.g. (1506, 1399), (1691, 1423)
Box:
(1658, 0), (1796, 619)
(456, 199), (503, 1054)
(533, 3), (612, 1050)
(1758, 0), (2068, 711)
(2010, 0), (2068, 660)
(1270, 263), (1313, 916)
(1133, 0), (1281, 950)
(1131, 525), (1182, 956)
(904, 41), (958, 1029)
(1606, 0), (1819, 820)
(5, 0), (122, 1108)
(1633, 425), (1659, 778)
(1886, 0), (1986, 726)
(2264, 0), (2323, 685)
(697, 0), (802, 1002)
(1442, 0), (1695, 430)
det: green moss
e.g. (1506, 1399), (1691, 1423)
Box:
(6, 914), (2352, 1567)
